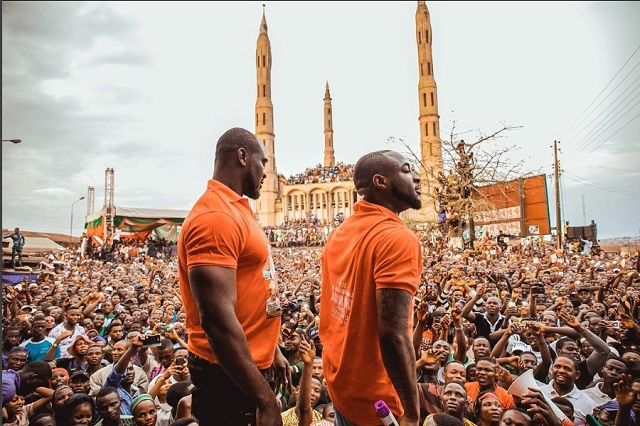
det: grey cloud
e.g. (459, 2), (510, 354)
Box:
(90, 51), (151, 67)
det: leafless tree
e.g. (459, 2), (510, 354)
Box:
(390, 121), (537, 246)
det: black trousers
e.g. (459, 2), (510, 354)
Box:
(188, 353), (273, 426)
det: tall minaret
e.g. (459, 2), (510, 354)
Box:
(255, 4), (278, 226)
(323, 82), (335, 167)
(416, 1), (443, 220)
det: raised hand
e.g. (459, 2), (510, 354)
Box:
(476, 282), (487, 296)
(558, 312), (580, 329)
(416, 300), (430, 322)
(420, 348), (439, 365)
(619, 313), (637, 330)
(299, 337), (316, 364)
(614, 374), (637, 409)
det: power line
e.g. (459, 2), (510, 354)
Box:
(575, 88), (640, 152)
(589, 109), (640, 153)
(563, 171), (640, 197)
(570, 43), (640, 134)
(573, 75), (640, 151)
(586, 164), (640, 174)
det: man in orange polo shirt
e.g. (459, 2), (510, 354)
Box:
(320, 150), (422, 425)
(178, 127), (287, 425)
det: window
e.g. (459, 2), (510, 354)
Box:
(426, 30), (429, 44)
(262, 85), (266, 97)
(262, 55), (266, 67)
(433, 122), (436, 135)
(430, 92), (434, 106)
(262, 113), (266, 125)
(427, 62), (431, 76)
(418, 32), (422, 44)
(423, 93), (427, 107)
(420, 63), (423, 76)
(425, 123), (428, 136)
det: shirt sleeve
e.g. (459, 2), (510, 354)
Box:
(183, 211), (244, 269)
(373, 228), (421, 294)
(104, 367), (125, 389)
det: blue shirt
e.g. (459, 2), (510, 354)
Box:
(104, 367), (140, 415)
(20, 337), (60, 364)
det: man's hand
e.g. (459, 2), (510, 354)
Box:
(614, 374), (637, 409)
(476, 283), (487, 296)
(558, 312), (581, 329)
(56, 330), (74, 343)
(256, 400), (283, 426)
(272, 346), (290, 393)
(420, 348), (439, 365)
(299, 337), (316, 365)
(416, 300), (429, 323)
(521, 387), (562, 426)
(130, 333), (145, 348)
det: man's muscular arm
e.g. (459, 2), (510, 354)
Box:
(377, 288), (419, 425)
(189, 266), (281, 425)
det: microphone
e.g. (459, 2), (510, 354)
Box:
(374, 400), (399, 426)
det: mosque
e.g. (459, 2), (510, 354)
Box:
(254, 1), (443, 227)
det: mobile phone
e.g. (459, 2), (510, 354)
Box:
(175, 357), (185, 366)
(142, 334), (162, 348)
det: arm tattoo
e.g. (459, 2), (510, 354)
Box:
(379, 289), (411, 331)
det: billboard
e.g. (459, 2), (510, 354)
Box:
(473, 174), (550, 237)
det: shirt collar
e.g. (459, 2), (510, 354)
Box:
(207, 179), (243, 202)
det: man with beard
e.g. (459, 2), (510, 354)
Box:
(539, 356), (597, 426)
(282, 327), (305, 385)
(178, 127), (287, 425)
(320, 150), (422, 425)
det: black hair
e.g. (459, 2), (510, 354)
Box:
(24, 361), (53, 385)
(60, 393), (95, 425)
(166, 382), (193, 417)
(353, 150), (396, 192)
(555, 337), (576, 352)
(215, 127), (260, 162)
(95, 386), (119, 400)
(28, 412), (56, 426)
(430, 413), (464, 426)
(169, 418), (199, 426)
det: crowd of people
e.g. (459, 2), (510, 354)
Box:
(2, 128), (640, 426)
(262, 216), (346, 248)
(284, 163), (354, 185)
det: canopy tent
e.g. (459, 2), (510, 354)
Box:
(85, 206), (189, 244)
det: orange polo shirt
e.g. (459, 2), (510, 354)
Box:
(320, 201), (421, 425)
(178, 179), (279, 369)
(464, 382), (515, 410)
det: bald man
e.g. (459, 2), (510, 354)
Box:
(178, 127), (287, 425)
(320, 150), (422, 425)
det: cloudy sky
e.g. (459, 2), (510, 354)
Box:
(2, 1), (640, 239)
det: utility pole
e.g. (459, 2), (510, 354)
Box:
(554, 140), (562, 249)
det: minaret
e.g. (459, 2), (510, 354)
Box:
(323, 82), (335, 167)
(255, 4), (278, 226)
(416, 1), (443, 220)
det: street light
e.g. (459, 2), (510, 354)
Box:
(70, 196), (86, 246)
(2, 139), (21, 144)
